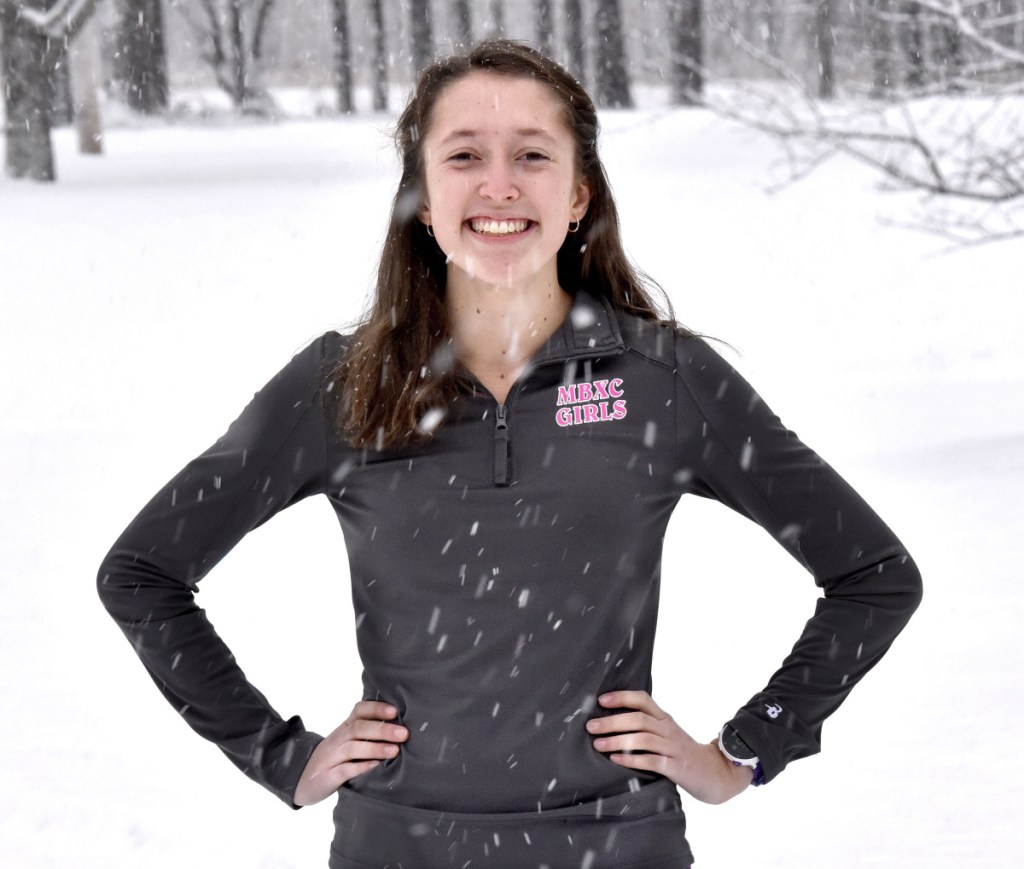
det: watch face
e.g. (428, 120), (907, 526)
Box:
(720, 726), (757, 762)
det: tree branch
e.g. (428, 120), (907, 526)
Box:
(19, 0), (101, 39)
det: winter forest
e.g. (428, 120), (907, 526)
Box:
(4, 1), (1024, 240)
(2, 1), (1023, 868)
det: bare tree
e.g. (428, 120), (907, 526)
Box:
(174, 0), (279, 113)
(409, 0), (433, 76)
(703, 0), (1024, 244)
(490, 0), (503, 37)
(814, 0), (837, 99)
(2, 0), (59, 180)
(70, 5), (103, 153)
(368, 0), (387, 111)
(51, 41), (73, 125)
(111, 0), (169, 113)
(534, 0), (553, 57)
(593, 0), (632, 107)
(869, 0), (896, 97)
(934, 15), (964, 91)
(899, 1), (926, 89)
(451, 0), (471, 49)
(759, 0), (784, 60)
(332, 0), (352, 113)
(563, 0), (586, 84)
(2, 0), (102, 180)
(667, 0), (703, 105)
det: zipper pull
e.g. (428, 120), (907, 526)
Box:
(494, 404), (510, 486)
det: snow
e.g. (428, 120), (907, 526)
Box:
(1, 102), (1022, 867)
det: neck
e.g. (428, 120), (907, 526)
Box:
(446, 270), (572, 402)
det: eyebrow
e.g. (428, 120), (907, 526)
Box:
(439, 127), (559, 145)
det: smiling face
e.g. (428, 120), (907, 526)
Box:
(418, 71), (591, 293)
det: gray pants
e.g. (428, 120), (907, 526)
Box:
(328, 778), (694, 868)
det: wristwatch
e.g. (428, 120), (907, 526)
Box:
(718, 724), (766, 786)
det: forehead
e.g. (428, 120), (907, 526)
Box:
(426, 71), (571, 141)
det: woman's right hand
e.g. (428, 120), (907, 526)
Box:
(293, 700), (408, 806)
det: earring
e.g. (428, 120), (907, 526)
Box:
(426, 224), (434, 237)
(568, 217), (581, 234)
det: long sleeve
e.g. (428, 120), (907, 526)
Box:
(674, 337), (923, 784)
(97, 335), (335, 807)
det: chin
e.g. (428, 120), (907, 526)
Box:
(449, 253), (552, 291)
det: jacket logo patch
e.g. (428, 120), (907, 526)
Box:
(555, 379), (628, 427)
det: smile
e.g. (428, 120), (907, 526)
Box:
(468, 218), (532, 236)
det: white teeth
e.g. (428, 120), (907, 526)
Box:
(471, 218), (529, 235)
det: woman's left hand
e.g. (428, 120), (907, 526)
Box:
(586, 690), (752, 805)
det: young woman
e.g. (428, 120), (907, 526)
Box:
(99, 40), (922, 868)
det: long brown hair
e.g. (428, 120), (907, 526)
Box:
(335, 39), (686, 450)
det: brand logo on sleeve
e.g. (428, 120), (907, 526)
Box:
(554, 378), (628, 427)
(766, 703), (783, 719)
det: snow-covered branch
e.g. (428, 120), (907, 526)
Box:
(691, 2), (1024, 245)
(18, 0), (101, 39)
(899, 0), (1024, 67)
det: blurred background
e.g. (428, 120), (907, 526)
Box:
(4, 0), (1024, 243)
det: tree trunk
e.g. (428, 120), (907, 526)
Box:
(70, 9), (103, 154)
(934, 14), (963, 92)
(490, 0), (504, 37)
(50, 41), (73, 126)
(868, 0), (893, 98)
(409, 0), (433, 77)
(368, 0), (387, 110)
(1016, 1), (1024, 56)
(593, 0), (632, 108)
(535, 0), (553, 57)
(667, 0), (703, 105)
(111, 0), (169, 114)
(227, 0), (246, 107)
(452, 0), (471, 49)
(332, 0), (353, 113)
(761, 0), (782, 59)
(815, 0), (836, 99)
(564, 0), (586, 85)
(2, 0), (59, 181)
(900, 2), (925, 90)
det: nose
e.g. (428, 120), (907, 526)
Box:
(479, 161), (518, 202)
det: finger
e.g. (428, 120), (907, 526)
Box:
(592, 732), (665, 755)
(598, 691), (664, 717)
(350, 700), (400, 721)
(309, 759), (382, 799)
(586, 710), (655, 735)
(335, 739), (401, 764)
(295, 757), (382, 805)
(608, 751), (669, 776)
(347, 717), (409, 743)
(339, 759), (383, 780)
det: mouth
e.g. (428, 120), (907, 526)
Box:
(467, 218), (534, 237)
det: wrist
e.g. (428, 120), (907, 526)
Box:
(700, 741), (753, 804)
(717, 724), (766, 787)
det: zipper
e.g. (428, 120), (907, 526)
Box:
(493, 403), (510, 486)
(482, 325), (626, 487)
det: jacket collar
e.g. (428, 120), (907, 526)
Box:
(532, 289), (625, 366)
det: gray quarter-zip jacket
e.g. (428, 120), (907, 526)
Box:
(98, 290), (922, 815)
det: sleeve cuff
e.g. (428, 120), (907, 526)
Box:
(727, 691), (821, 786)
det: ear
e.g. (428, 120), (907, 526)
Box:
(418, 200), (432, 228)
(571, 177), (592, 221)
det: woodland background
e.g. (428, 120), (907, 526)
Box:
(3, 1), (1024, 246)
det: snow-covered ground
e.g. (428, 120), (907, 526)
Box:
(1, 104), (1022, 868)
